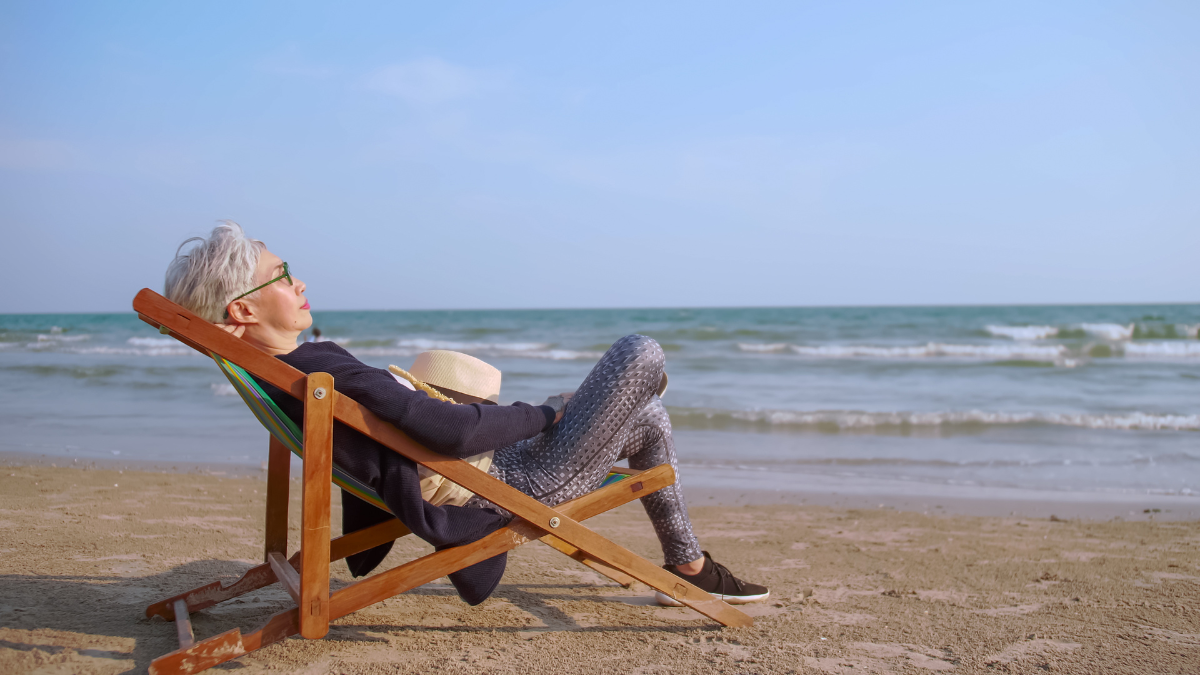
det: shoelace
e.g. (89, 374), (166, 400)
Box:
(707, 558), (746, 595)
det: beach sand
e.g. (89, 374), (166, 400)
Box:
(1, 464), (1197, 674)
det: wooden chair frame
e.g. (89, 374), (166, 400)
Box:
(132, 289), (750, 675)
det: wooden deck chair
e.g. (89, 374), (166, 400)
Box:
(132, 289), (751, 675)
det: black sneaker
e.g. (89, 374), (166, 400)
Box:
(655, 551), (770, 606)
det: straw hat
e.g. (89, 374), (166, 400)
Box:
(386, 350), (502, 507)
(389, 350), (501, 404)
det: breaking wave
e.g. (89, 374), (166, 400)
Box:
(1123, 342), (1200, 358)
(739, 338), (1200, 363)
(1080, 323), (1135, 341)
(667, 407), (1200, 433)
(738, 342), (1069, 361)
(985, 322), (1200, 342)
(984, 325), (1059, 341)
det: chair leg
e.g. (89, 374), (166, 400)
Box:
(267, 552), (302, 605)
(263, 436), (291, 560)
(173, 600), (195, 649)
(299, 372), (333, 639)
(148, 628), (246, 675)
(146, 518), (411, 621)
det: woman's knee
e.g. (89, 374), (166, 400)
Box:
(643, 397), (672, 428)
(610, 334), (665, 369)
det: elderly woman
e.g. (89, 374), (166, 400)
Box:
(165, 222), (768, 607)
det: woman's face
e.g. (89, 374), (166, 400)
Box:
(234, 249), (312, 334)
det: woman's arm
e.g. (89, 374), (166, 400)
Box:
(277, 342), (554, 458)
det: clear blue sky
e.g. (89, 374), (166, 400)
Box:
(1, 1), (1196, 313)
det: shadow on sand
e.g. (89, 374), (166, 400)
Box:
(0, 559), (708, 673)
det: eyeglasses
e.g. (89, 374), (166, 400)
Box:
(224, 262), (292, 319)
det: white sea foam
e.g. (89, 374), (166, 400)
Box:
(351, 339), (603, 361)
(738, 342), (1068, 361)
(670, 407), (1200, 432)
(127, 337), (180, 347)
(1123, 342), (1200, 358)
(46, 336), (198, 356)
(985, 325), (1059, 341)
(66, 345), (195, 356)
(1081, 323), (1134, 341)
(736, 342), (791, 353)
(532, 349), (605, 360)
(395, 338), (551, 352)
(29, 333), (91, 349)
(211, 383), (237, 396)
(36, 333), (90, 342)
(28, 337), (90, 349)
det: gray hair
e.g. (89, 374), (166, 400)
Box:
(164, 221), (265, 323)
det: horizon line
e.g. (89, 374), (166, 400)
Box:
(3, 299), (1199, 317)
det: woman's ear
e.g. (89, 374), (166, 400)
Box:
(225, 298), (258, 325)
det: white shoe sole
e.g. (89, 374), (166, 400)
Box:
(655, 590), (770, 606)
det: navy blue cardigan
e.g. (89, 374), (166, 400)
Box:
(256, 341), (554, 605)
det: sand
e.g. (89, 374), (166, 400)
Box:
(1, 464), (1197, 674)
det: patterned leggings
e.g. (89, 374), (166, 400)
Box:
(470, 335), (703, 566)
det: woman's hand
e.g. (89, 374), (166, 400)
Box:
(214, 322), (246, 339)
(544, 391), (576, 424)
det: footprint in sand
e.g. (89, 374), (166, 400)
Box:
(986, 639), (1081, 666)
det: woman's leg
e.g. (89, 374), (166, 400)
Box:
(482, 334), (701, 564)
(608, 397), (703, 565)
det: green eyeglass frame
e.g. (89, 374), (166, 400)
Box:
(223, 262), (292, 320)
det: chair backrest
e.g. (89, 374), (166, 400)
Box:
(212, 353), (392, 513)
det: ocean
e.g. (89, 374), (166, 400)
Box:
(2, 304), (1197, 503)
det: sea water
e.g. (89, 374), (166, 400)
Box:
(2, 304), (1197, 501)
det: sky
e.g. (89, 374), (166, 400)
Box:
(1, 1), (1197, 313)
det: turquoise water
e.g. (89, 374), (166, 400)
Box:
(2, 304), (1198, 499)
